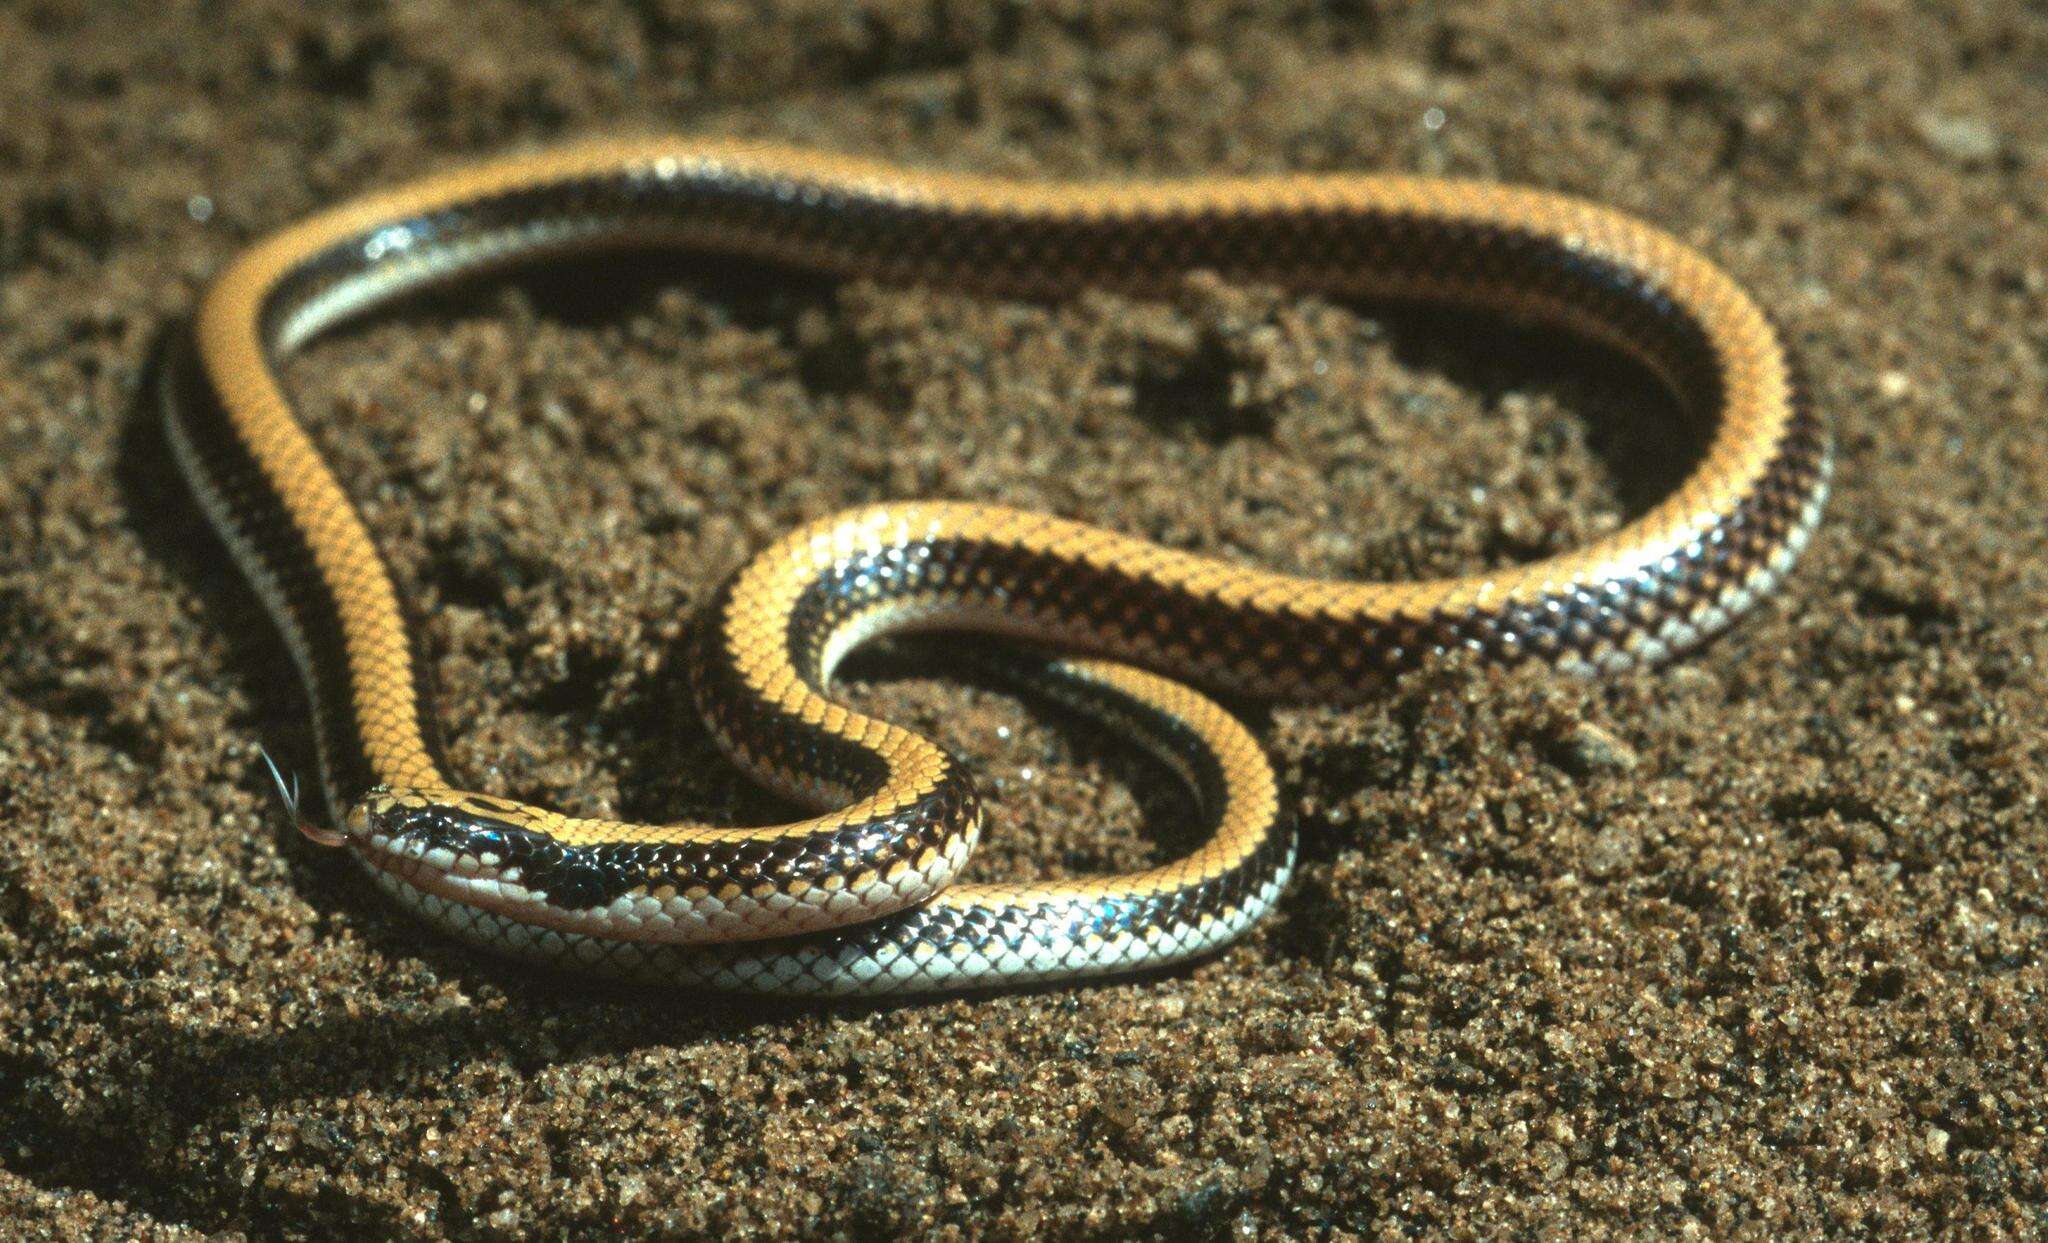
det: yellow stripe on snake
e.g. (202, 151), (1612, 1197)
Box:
(159, 139), (1829, 995)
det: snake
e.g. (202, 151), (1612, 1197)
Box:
(158, 138), (1830, 996)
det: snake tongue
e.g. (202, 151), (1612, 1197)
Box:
(256, 748), (344, 847)
(298, 819), (349, 849)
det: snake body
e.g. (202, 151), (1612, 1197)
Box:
(161, 139), (1829, 995)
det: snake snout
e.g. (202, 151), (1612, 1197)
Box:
(339, 787), (425, 845)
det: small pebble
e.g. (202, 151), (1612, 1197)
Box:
(1913, 110), (2000, 163)
(1550, 721), (1639, 776)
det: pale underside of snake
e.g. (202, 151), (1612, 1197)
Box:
(158, 138), (1829, 996)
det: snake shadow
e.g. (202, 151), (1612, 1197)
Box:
(1133, 298), (1704, 531)
(1383, 304), (1702, 517)
(527, 255), (1706, 531)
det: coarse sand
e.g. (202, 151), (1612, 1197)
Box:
(1, 1), (2043, 1235)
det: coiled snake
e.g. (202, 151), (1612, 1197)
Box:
(159, 139), (1829, 995)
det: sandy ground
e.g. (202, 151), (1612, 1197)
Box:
(2, 0), (2044, 1236)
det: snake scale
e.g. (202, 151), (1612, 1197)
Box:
(158, 139), (1829, 995)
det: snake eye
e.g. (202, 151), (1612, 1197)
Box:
(540, 861), (611, 910)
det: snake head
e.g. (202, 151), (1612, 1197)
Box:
(341, 785), (560, 888)
(344, 787), (522, 853)
(341, 787), (428, 845)
(340, 788), (627, 916)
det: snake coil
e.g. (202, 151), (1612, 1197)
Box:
(161, 140), (1829, 995)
